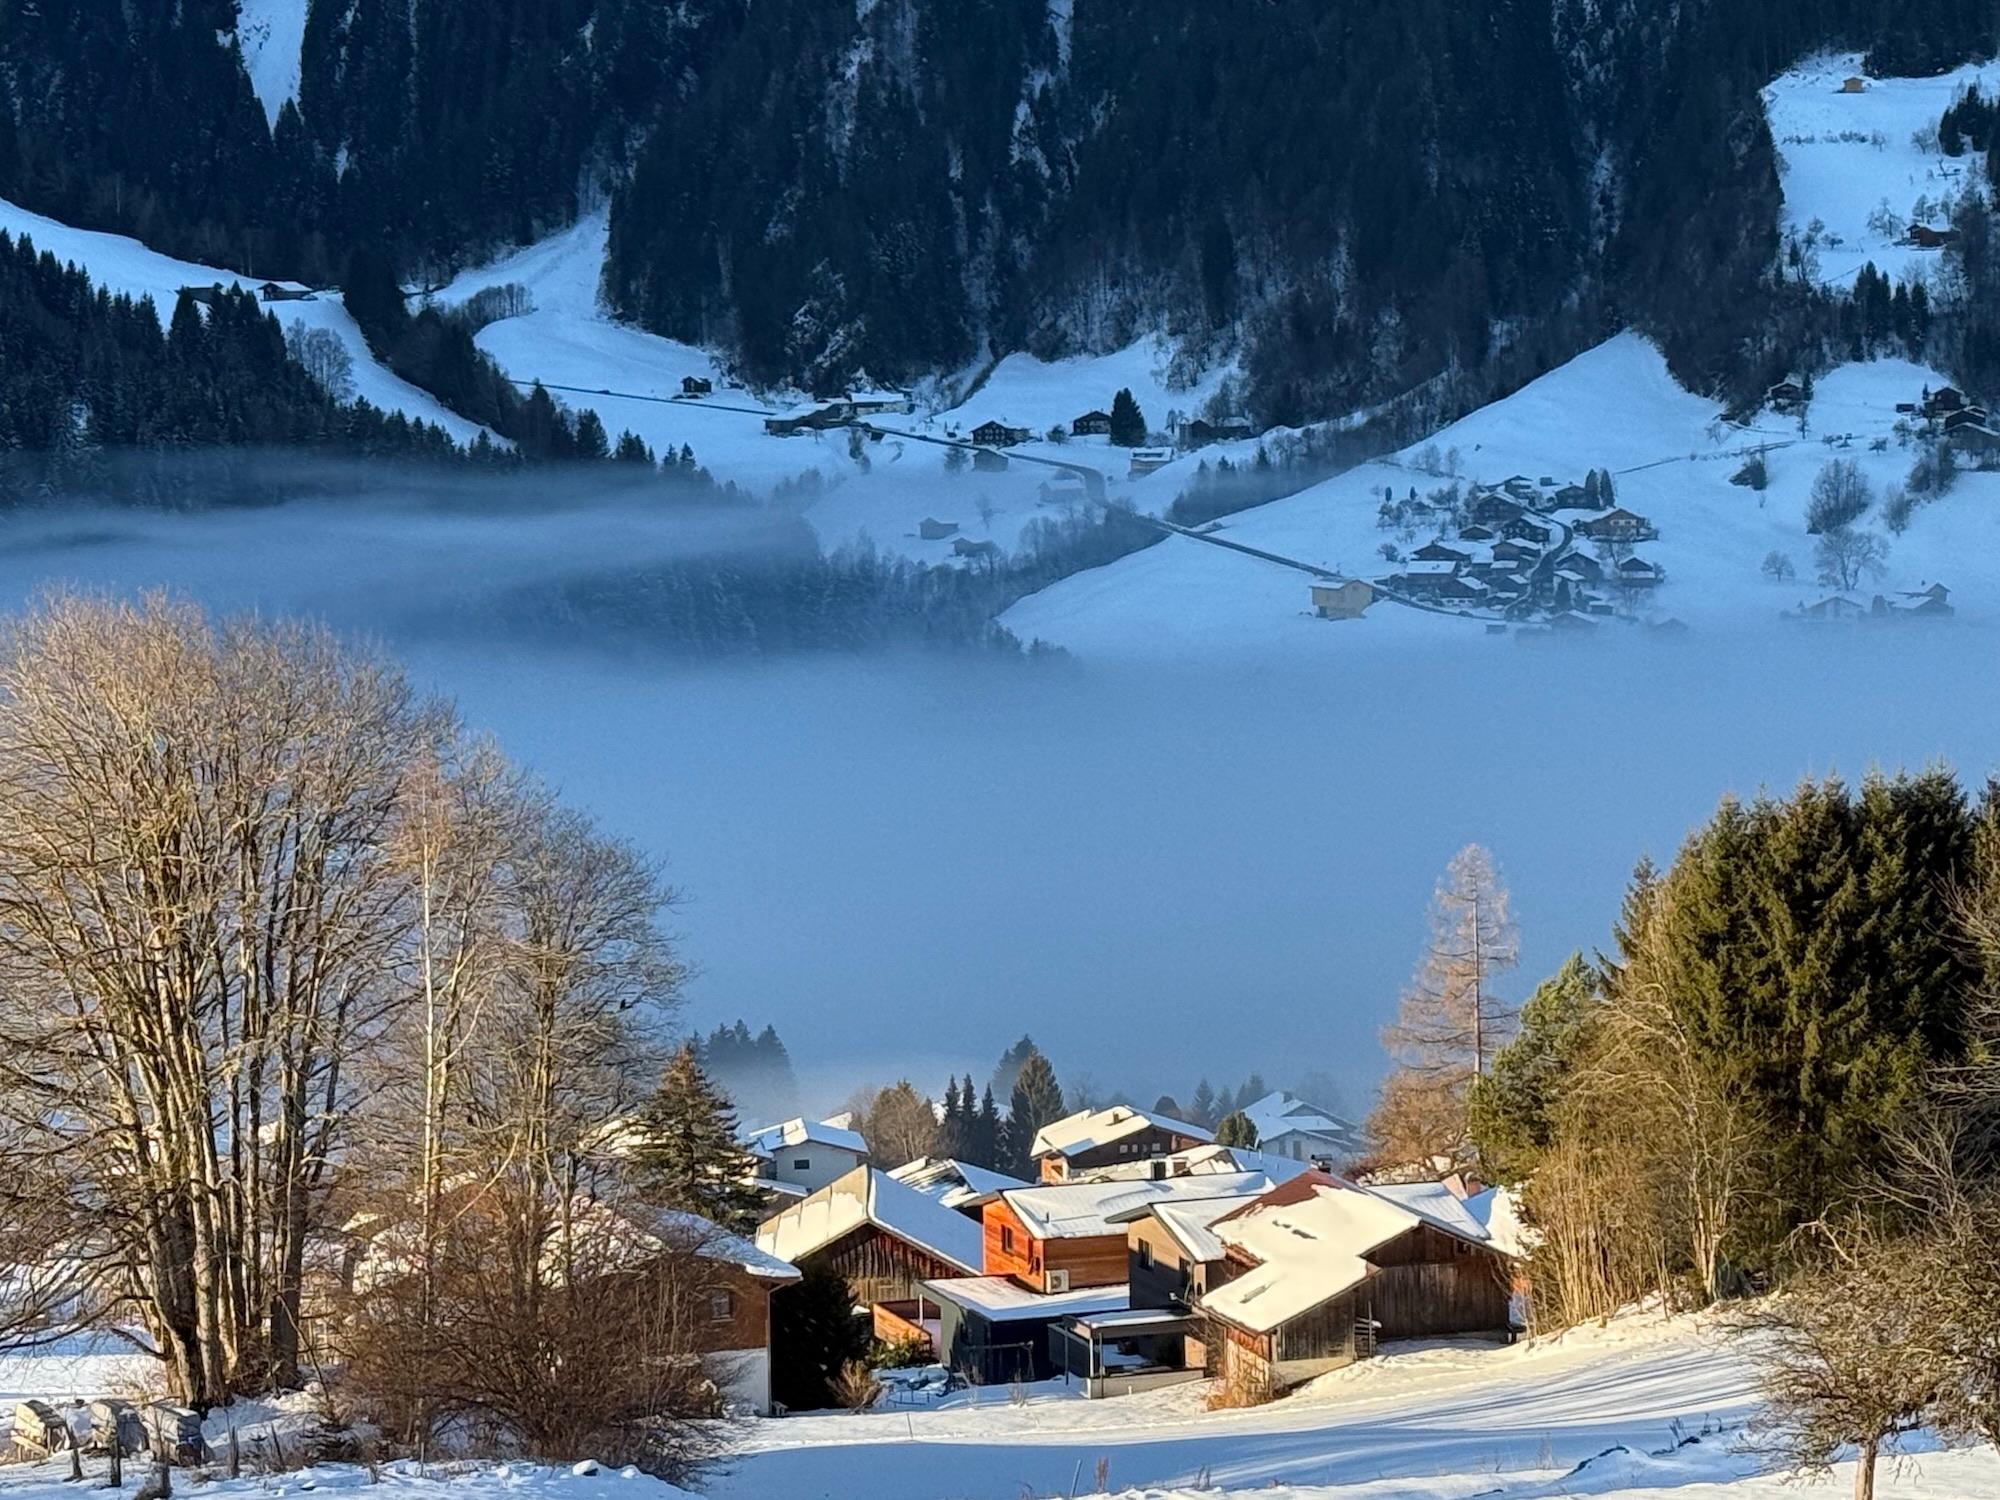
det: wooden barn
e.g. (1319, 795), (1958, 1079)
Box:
(1198, 1173), (1514, 1394)
(756, 1166), (982, 1306)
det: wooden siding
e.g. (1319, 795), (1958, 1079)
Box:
(807, 1225), (964, 1305)
(692, 1264), (776, 1356)
(982, 1200), (1130, 1291)
(1045, 1125), (1209, 1178)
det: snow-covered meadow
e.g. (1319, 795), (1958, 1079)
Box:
(1766, 53), (1996, 288)
(4, 1313), (1995, 1500)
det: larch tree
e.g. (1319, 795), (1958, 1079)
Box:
(1370, 843), (1519, 1167)
(864, 1081), (941, 1170)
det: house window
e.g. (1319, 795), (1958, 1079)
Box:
(1137, 1241), (1154, 1270)
(709, 1289), (734, 1321)
(1001, 1226), (1015, 1253)
(793, 1157), (811, 1171)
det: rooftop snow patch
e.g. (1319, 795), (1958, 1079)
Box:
(921, 1276), (1129, 1322)
(1030, 1104), (1211, 1159)
(757, 1166), (982, 1273)
(742, 1115), (869, 1157)
(1203, 1178), (1429, 1334)
(1000, 1171), (1270, 1241)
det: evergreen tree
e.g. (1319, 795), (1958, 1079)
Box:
(973, 1085), (1004, 1172)
(1190, 1078), (1217, 1126)
(1213, 1084), (1236, 1122)
(1152, 1093), (1183, 1119)
(1467, 952), (1601, 1182)
(1215, 1111), (1259, 1148)
(990, 1035), (1038, 1102)
(1006, 1051), (1067, 1177)
(1238, 1072), (1269, 1107)
(1108, 387), (1147, 447)
(631, 1043), (766, 1233)
(770, 1265), (870, 1411)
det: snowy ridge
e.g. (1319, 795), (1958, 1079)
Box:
(0, 196), (490, 445)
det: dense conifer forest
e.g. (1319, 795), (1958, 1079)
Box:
(5, 0), (1997, 429)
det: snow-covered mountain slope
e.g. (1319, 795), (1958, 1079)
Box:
(1004, 334), (1999, 657)
(432, 219), (1214, 561)
(1767, 52), (1995, 288)
(232, 0), (308, 128)
(0, 196), (490, 444)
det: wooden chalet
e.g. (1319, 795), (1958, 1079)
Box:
(1840, 74), (1867, 93)
(1909, 224), (1960, 250)
(258, 281), (313, 302)
(1466, 491), (1528, 527)
(1178, 417), (1254, 449)
(1923, 384), (1967, 419)
(918, 518), (961, 540)
(681, 375), (714, 396)
(982, 1170), (1269, 1294)
(1767, 377), (1807, 412)
(177, 283), (228, 308)
(1574, 507), (1657, 544)
(954, 535), (1001, 559)
(1196, 1173), (1514, 1394)
(1129, 446), (1174, 477)
(970, 419), (1031, 447)
(756, 1166), (982, 1305)
(1410, 539), (1474, 564)
(1031, 1105), (1213, 1182)
(1071, 410), (1113, 437)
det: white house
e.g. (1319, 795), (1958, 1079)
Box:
(741, 1115), (870, 1195)
(1238, 1091), (1365, 1167)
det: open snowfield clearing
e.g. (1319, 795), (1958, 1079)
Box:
(0, 198), (489, 446)
(5, 1315), (1993, 1500)
(432, 220), (1230, 561)
(1003, 334), (2000, 656)
(1766, 52), (1995, 288)
(232, 0), (308, 127)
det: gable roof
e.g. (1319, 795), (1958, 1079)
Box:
(1238, 1091), (1364, 1152)
(1201, 1172), (1504, 1336)
(647, 1207), (801, 1282)
(742, 1116), (869, 1158)
(1146, 1195), (1258, 1264)
(1001, 1170), (1270, 1241)
(1031, 1105), (1213, 1160)
(756, 1166), (981, 1273)
(888, 1155), (1029, 1211)
(922, 1276), (1131, 1323)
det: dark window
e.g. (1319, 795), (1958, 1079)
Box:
(793, 1157), (811, 1171)
(709, 1289), (734, 1321)
(1001, 1226), (1015, 1253)
(1137, 1242), (1154, 1269)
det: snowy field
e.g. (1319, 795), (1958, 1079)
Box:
(430, 218), (1230, 561)
(0, 197), (489, 446)
(3, 1314), (1996, 1500)
(1766, 53), (1996, 288)
(232, 0), (308, 127)
(1004, 334), (1998, 656)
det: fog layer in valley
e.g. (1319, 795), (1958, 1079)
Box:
(2, 489), (1993, 1111)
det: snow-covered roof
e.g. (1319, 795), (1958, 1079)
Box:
(648, 1208), (801, 1281)
(1031, 1105), (1212, 1159)
(1203, 1173), (1513, 1336)
(1238, 1092), (1364, 1152)
(888, 1155), (1030, 1211)
(1146, 1195), (1258, 1264)
(741, 1115), (869, 1159)
(1203, 1178), (1423, 1335)
(1002, 1170), (1269, 1241)
(756, 1167), (982, 1274)
(921, 1276), (1130, 1323)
